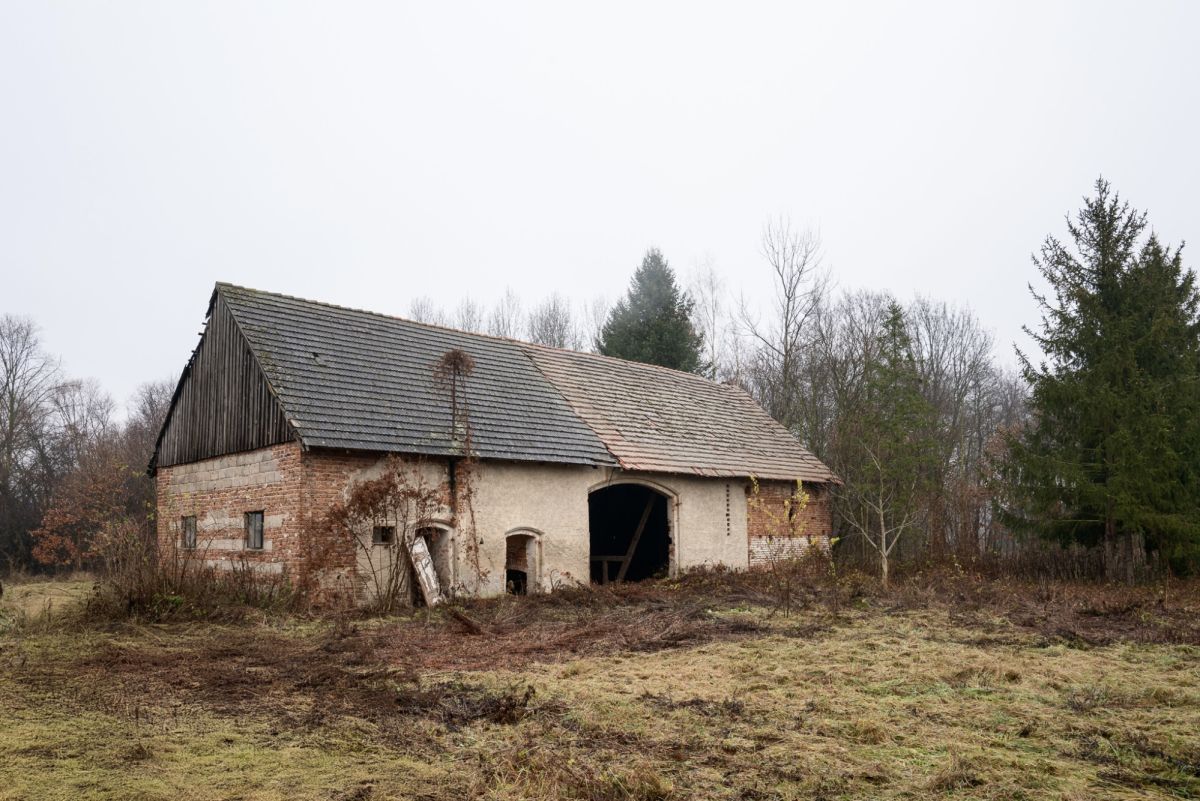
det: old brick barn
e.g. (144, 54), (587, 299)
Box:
(150, 284), (837, 603)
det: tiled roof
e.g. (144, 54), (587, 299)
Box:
(524, 344), (836, 482)
(218, 284), (614, 466)
(216, 284), (836, 482)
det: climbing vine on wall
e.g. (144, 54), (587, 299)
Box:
(319, 456), (443, 613)
(434, 349), (489, 594)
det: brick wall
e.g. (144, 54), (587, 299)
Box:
(156, 444), (454, 602)
(297, 451), (454, 603)
(155, 442), (305, 575)
(746, 480), (833, 566)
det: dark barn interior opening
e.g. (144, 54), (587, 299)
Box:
(589, 484), (670, 583)
(505, 533), (534, 595)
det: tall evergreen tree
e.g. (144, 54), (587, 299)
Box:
(597, 249), (705, 372)
(836, 301), (939, 585)
(1005, 179), (1200, 577)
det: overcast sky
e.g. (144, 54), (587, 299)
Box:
(2, 1), (1197, 409)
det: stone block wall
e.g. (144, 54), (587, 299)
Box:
(155, 442), (305, 575)
(746, 480), (833, 566)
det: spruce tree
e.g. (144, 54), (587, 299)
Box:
(597, 249), (705, 372)
(1005, 179), (1200, 577)
(836, 301), (939, 585)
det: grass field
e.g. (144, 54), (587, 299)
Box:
(1, 575), (94, 621)
(1, 571), (1198, 800)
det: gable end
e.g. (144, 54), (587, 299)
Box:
(151, 292), (296, 472)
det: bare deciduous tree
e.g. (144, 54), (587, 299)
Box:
(526, 294), (581, 349)
(578, 295), (610, 353)
(838, 448), (922, 587)
(689, 258), (729, 379)
(739, 219), (829, 428)
(0, 315), (61, 565)
(51, 378), (115, 466)
(453, 298), (485, 333)
(487, 288), (524, 339)
(408, 296), (447, 326)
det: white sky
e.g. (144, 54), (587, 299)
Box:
(2, 1), (1197, 410)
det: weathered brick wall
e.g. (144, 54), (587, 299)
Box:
(746, 480), (833, 566)
(297, 451), (454, 604)
(156, 445), (454, 603)
(155, 442), (305, 575)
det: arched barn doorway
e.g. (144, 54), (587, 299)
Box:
(589, 484), (671, 583)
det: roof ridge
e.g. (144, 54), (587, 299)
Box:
(215, 282), (533, 347)
(517, 340), (740, 387)
(216, 282), (738, 390)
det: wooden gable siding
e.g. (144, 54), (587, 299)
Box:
(153, 293), (295, 470)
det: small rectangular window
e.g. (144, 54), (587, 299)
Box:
(181, 516), (197, 550)
(372, 525), (395, 545)
(245, 511), (264, 550)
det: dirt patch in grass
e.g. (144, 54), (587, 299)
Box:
(375, 591), (775, 673)
(50, 622), (546, 742)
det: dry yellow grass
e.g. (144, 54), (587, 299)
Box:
(0, 578), (1198, 800)
(0, 575), (94, 626)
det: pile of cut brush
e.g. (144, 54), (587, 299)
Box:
(376, 578), (774, 672)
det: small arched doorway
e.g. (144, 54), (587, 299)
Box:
(588, 483), (671, 583)
(505, 530), (540, 595)
(415, 524), (455, 597)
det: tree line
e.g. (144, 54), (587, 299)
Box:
(2, 177), (1196, 581)
(419, 180), (1199, 581)
(0, 317), (171, 571)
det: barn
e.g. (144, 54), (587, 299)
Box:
(150, 283), (837, 603)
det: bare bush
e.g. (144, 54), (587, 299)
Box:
(319, 456), (445, 613)
(78, 523), (299, 624)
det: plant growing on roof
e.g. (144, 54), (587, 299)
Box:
(433, 348), (490, 594)
(433, 348), (476, 456)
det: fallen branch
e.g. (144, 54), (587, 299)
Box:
(447, 607), (488, 636)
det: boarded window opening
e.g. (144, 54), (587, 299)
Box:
(372, 525), (395, 545)
(181, 515), (197, 550)
(244, 511), (264, 550)
(588, 485), (670, 584)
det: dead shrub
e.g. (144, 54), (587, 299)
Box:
(76, 529), (300, 625)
